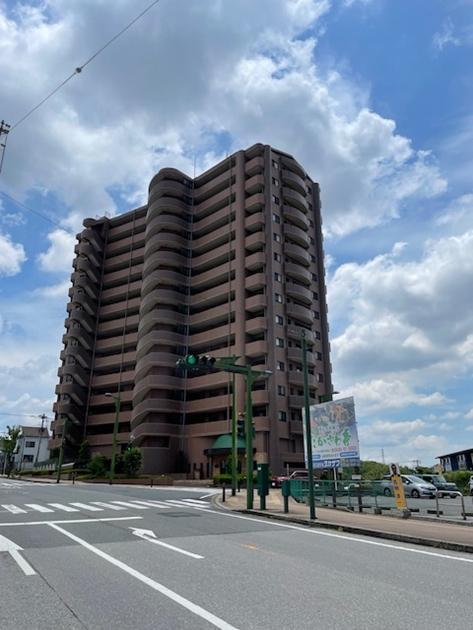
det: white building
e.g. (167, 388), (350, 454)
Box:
(13, 426), (50, 471)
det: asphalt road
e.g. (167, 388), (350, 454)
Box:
(1, 478), (473, 630)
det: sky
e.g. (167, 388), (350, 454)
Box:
(0, 0), (472, 466)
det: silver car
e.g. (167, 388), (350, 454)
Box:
(381, 474), (437, 498)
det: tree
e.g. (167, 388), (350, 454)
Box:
(76, 441), (91, 468)
(123, 448), (142, 477)
(360, 460), (389, 480)
(0, 425), (22, 476)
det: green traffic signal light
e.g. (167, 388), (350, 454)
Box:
(185, 354), (197, 366)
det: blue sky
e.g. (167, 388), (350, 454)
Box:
(0, 0), (472, 465)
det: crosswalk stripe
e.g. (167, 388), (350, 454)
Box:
(48, 503), (79, 512)
(91, 502), (127, 511)
(2, 504), (27, 514)
(110, 501), (149, 509)
(25, 503), (54, 513)
(129, 500), (171, 509)
(165, 500), (201, 508)
(69, 503), (103, 512)
(179, 499), (209, 505)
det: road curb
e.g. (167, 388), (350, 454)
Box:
(213, 497), (473, 554)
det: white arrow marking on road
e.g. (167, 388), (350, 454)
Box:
(0, 533), (36, 576)
(129, 527), (204, 559)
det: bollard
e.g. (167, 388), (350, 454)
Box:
(461, 494), (466, 521)
(222, 483), (226, 503)
(72, 472), (75, 485)
(260, 494), (266, 510)
(332, 485), (337, 509)
(150, 477), (153, 487)
(284, 495), (289, 513)
(435, 492), (440, 518)
(237, 479), (241, 493)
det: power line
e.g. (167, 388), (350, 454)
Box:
(0, 190), (74, 233)
(10, 0), (162, 131)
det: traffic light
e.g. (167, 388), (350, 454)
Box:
(237, 416), (245, 438)
(177, 354), (217, 370)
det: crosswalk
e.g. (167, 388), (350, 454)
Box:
(0, 497), (211, 515)
(0, 480), (54, 488)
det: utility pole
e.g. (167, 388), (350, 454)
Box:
(105, 393), (121, 484)
(301, 330), (316, 520)
(35, 414), (48, 466)
(231, 373), (237, 497)
(56, 417), (68, 483)
(0, 120), (11, 175)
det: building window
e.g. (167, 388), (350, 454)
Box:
(277, 361), (285, 371)
(307, 185), (312, 194)
(272, 195), (280, 205)
(317, 373), (324, 383)
(274, 252), (281, 263)
(273, 233), (281, 243)
(272, 177), (279, 186)
(25, 441), (36, 448)
(65, 375), (73, 383)
(272, 159), (279, 169)
(308, 202), (313, 211)
(313, 311), (320, 319)
(277, 385), (286, 396)
(272, 213), (280, 224)
(315, 331), (321, 340)
(274, 272), (282, 283)
(311, 273), (318, 281)
(275, 293), (283, 304)
(310, 255), (316, 263)
(275, 315), (284, 325)
(278, 411), (287, 422)
(22, 455), (34, 463)
(72, 321), (81, 329)
(276, 337), (284, 347)
(316, 351), (322, 360)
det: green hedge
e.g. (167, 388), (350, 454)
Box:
(444, 471), (472, 494)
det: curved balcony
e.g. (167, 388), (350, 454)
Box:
(284, 223), (310, 249)
(55, 402), (83, 424)
(87, 411), (132, 426)
(149, 179), (190, 203)
(148, 166), (191, 191)
(289, 420), (303, 435)
(246, 272), (266, 292)
(245, 174), (264, 196)
(245, 192), (265, 213)
(80, 227), (103, 252)
(131, 422), (182, 444)
(287, 326), (315, 344)
(245, 232), (264, 253)
(100, 280), (142, 305)
(91, 370), (134, 389)
(245, 294), (266, 313)
(245, 251), (266, 272)
(246, 316), (267, 335)
(186, 394), (230, 414)
(286, 302), (313, 325)
(57, 383), (87, 406)
(246, 339), (267, 356)
(288, 371), (317, 389)
(93, 351), (136, 370)
(144, 230), (189, 259)
(138, 308), (186, 336)
(75, 241), (102, 267)
(245, 156), (264, 177)
(134, 352), (180, 381)
(284, 242), (310, 267)
(141, 271), (189, 301)
(140, 289), (187, 320)
(287, 347), (315, 365)
(191, 283), (232, 310)
(147, 195), (190, 222)
(99, 297), (140, 321)
(282, 187), (307, 213)
(61, 362), (90, 387)
(64, 344), (91, 369)
(69, 289), (97, 316)
(189, 322), (235, 348)
(64, 327), (93, 351)
(133, 374), (182, 405)
(74, 257), (101, 283)
(146, 212), (190, 241)
(284, 262), (311, 286)
(189, 301), (235, 328)
(98, 313), (139, 336)
(136, 333), (184, 359)
(286, 284), (312, 305)
(185, 370), (231, 392)
(281, 155), (306, 179)
(191, 261), (230, 292)
(252, 389), (269, 405)
(131, 398), (184, 427)
(70, 273), (99, 300)
(281, 169), (306, 196)
(282, 204), (308, 230)
(245, 211), (265, 233)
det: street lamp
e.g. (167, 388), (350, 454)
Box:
(105, 392), (121, 484)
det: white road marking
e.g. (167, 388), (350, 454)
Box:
(0, 516), (143, 527)
(0, 533), (36, 576)
(179, 499), (209, 506)
(2, 505), (27, 514)
(48, 523), (237, 630)
(91, 502), (127, 511)
(47, 504), (79, 513)
(111, 501), (149, 509)
(199, 509), (473, 564)
(200, 492), (218, 499)
(129, 500), (171, 509)
(69, 503), (103, 512)
(25, 504), (54, 513)
(165, 500), (202, 508)
(129, 527), (204, 559)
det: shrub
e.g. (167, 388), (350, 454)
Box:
(444, 471), (471, 494)
(123, 448), (142, 477)
(88, 455), (110, 478)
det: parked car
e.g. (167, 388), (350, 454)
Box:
(381, 474), (437, 498)
(415, 474), (460, 498)
(271, 469), (318, 488)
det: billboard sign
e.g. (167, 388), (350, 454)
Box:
(303, 397), (360, 469)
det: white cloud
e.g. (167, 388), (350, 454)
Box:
(37, 229), (75, 273)
(465, 408), (473, 420)
(433, 18), (460, 51)
(34, 280), (70, 298)
(0, 231), (26, 276)
(345, 379), (447, 411)
(0, 1), (446, 237)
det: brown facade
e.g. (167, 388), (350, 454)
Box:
(50, 143), (332, 475)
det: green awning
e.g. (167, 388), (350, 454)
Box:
(205, 433), (246, 455)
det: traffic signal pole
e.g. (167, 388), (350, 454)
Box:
(245, 368), (256, 510)
(231, 373), (237, 497)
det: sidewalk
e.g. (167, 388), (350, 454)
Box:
(216, 489), (473, 554)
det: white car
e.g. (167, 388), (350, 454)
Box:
(469, 475), (473, 496)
